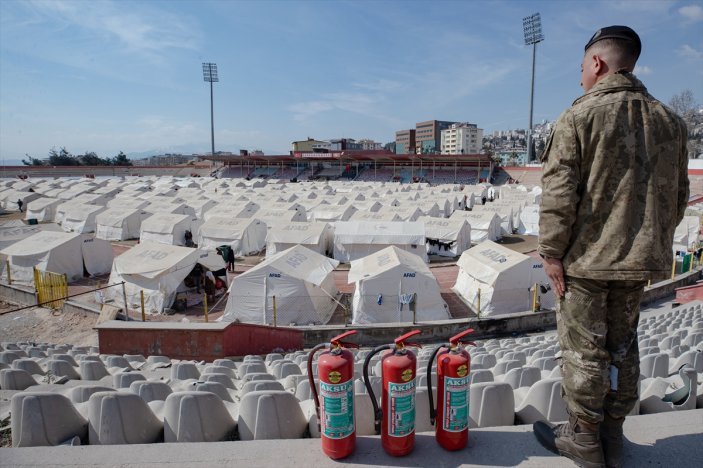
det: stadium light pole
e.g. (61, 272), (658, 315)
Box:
(523, 13), (544, 163)
(202, 62), (219, 156)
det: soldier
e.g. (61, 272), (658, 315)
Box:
(533, 26), (689, 468)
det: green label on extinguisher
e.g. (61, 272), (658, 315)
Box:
(388, 379), (416, 437)
(320, 379), (354, 439)
(442, 376), (469, 432)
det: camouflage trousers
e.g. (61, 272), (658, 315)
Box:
(557, 276), (646, 424)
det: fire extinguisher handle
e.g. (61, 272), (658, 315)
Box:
(394, 329), (421, 347)
(449, 328), (475, 346)
(330, 330), (358, 348)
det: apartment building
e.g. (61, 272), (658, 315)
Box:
(395, 129), (416, 154)
(415, 120), (457, 154)
(440, 123), (484, 154)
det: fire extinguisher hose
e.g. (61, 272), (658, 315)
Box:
(307, 342), (329, 432)
(362, 344), (393, 435)
(426, 344), (448, 426)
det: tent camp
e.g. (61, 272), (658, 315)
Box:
(61, 203), (106, 233)
(197, 216), (267, 255)
(419, 216), (471, 257)
(348, 246), (450, 324)
(0, 231), (113, 284)
(95, 207), (146, 241)
(516, 204), (540, 235)
(106, 242), (224, 314)
(450, 211), (502, 242)
(25, 197), (62, 222)
(673, 216), (700, 252)
(452, 240), (555, 316)
(266, 222), (332, 258)
(333, 221), (428, 263)
(222, 245), (340, 325)
(140, 213), (195, 246)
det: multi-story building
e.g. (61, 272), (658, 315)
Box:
(440, 123), (484, 154)
(357, 139), (384, 151)
(395, 129), (416, 154)
(292, 138), (328, 153)
(415, 120), (457, 154)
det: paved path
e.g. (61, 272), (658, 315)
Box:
(2, 410), (701, 467)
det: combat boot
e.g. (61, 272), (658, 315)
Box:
(600, 414), (624, 468)
(534, 415), (606, 468)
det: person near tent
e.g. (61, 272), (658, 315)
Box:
(184, 229), (194, 247)
(534, 26), (689, 468)
(216, 245), (235, 272)
(17, 199), (23, 213)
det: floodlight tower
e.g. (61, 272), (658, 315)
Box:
(523, 13), (544, 163)
(202, 62), (219, 156)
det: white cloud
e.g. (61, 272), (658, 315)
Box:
(633, 65), (653, 75)
(678, 44), (703, 61)
(679, 4), (703, 23)
(26, 0), (200, 60)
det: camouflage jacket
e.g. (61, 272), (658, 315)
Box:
(538, 72), (689, 280)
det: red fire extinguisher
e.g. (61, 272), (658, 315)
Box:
(363, 329), (422, 457)
(307, 330), (359, 459)
(427, 328), (475, 451)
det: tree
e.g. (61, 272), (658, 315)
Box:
(670, 90), (702, 158)
(22, 154), (45, 166)
(669, 90), (697, 120)
(111, 151), (132, 166)
(48, 147), (80, 166)
(79, 151), (110, 166)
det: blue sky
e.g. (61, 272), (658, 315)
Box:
(1, 0), (702, 163)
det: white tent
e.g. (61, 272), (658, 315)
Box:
(140, 213), (194, 246)
(266, 222), (332, 258)
(375, 205), (423, 221)
(333, 221), (427, 263)
(197, 216), (267, 255)
(203, 201), (260, 221)
(673, 216), (700, 252)
(223, 245), (340, 325)
(517, 204), (540, 235)
(450, 211), (502, 242)
(419, 216), (472, 258)
(106, 242), (222, 314)
(348, 246), (450, 324)
(250, 208), (308, 227)
(61, 203), (106, 233)
(1, 190), (41, 212)
(95, 207), (146, 241)
(0, 223), (63, 251)
(25, 197), (62, 222)
(473, 204), (515, 235)
(452, 240), (555, 316)
(1, 231), (113, 284)
(308, 205), (357, 222)
(350, 211), (399, 222)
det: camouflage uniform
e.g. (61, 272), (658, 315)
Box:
(538, 72), (689, 424)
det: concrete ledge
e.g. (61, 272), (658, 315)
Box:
(301, 310), (556, 347)
(2, 409), (700, 467)
(0, 283), (36, 307)
(642, 268), (702, 305)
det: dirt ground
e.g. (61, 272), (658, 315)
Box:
(0, 301), (98, 347)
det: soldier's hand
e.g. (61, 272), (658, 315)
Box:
(542, 257), (565, 298)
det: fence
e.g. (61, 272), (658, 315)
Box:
(32, 267), (68, 309)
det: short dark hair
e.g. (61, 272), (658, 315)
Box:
(585, 38), (638, 71)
